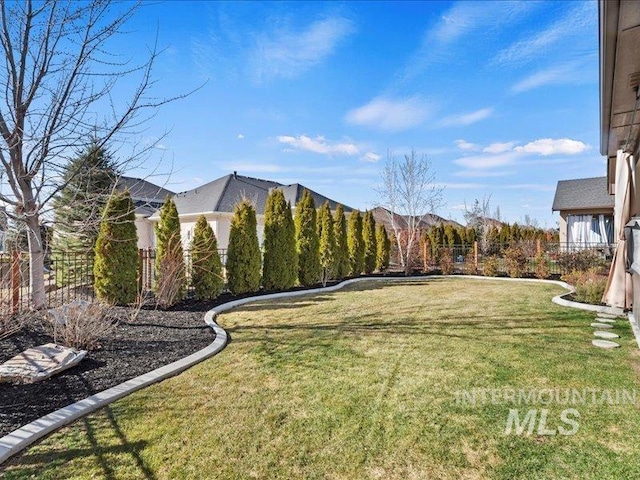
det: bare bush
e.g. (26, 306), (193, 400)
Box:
(155, 254), (187, 309)
(0, 312), (27, 340)
(439, 248), (454, 275)
(482, 256), (499, 277)
(46, 300), (116, 351)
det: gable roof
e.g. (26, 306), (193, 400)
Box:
(279, 184), (353, 213)
(552, 176), (614, 212)
(116, 176), (175, 216)
(151, 173), (353, 218)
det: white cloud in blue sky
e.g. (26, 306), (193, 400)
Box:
(121, 0), (603, 227)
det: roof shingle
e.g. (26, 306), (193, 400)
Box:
(552, 176), (614, 211)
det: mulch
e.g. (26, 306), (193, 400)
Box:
(0, 301), (221, 438)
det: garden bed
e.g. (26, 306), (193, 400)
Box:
(0, 303), (217, 438)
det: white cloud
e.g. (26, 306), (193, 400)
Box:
(252, 16), (354, 82)
(451, 204), (467, 211)
(492, 2), (595, 67)
(454, 169), (514, 178)
(277, 135), (360, 156)
(345, 96), (431, 131)
(455, 139), (481, 152)
(510, 58), (595, 94)
(454, 152), (519, 169)
(440, 108), (493, 127)
(361, 152), (381, 162)
(435, 182), (486, 189)
(483, 142), (515, 154)
(237, 134), (245, 139)
(514, 138), (589, 156)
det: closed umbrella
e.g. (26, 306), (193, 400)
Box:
(603, 150), (637, 308)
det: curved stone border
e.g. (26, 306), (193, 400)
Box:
(0, 274), (619, 465)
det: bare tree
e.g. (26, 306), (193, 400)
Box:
(376, 149), (443, 274)
(464, 195), (493, 254)
(0, 1), (185, 308)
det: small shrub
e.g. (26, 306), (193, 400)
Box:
(463, 259), (478, 275)
(534, 251), (551, 279)
(483, 256), (499, 277)
(439, 248), (454, 275)
(562, 269), (608, 305)
(46, 300), (115, 350)
(557, 249), (608, 275)
(504, 244), (527, 278)
(155, 251), (188, 309)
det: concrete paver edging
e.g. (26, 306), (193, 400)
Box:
(0, 275), (627, 465)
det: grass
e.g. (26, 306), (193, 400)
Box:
(2, 278), (640, 479)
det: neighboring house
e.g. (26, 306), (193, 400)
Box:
(148, 172), (353, 250)
(116, 176), (175, 250)
(551, 177), (614, 248)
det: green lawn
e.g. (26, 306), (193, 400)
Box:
(3, 278), (640, 479)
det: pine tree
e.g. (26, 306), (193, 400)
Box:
(155, 196), (186, 306)
(376, 224), (391, 271)
(363, 210), (377, 274)
(226, 199), (261, 294)
(262, 189), (297, 291)
(52, 141), (118, 287)
(333, 204), (350, 280)
(347, 210), (364, 276)
(295, 189), (321, 286)
(94, 190), (139, 304)
(191, 215), (223, 300)
(317, 201), (336, 286)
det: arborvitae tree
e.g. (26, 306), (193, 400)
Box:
(191, 215), (223, 300)
(155, 196), (186, 305)
(226, 199), (261, 294)
(376, 224), (391, 271)
(52, 141), (118, 287)
(333, 204), (350, 280)
(262, 189), (297, 291)
(94, 190), (139, 304)
(347, 210), (364, 276)
(295, 189), (321, 286)
(363, 210), (377, 274)
(317, 201), (336, 286)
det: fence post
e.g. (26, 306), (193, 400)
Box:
(11, 250), (20, 315)
(536, 239), (541, 255)
(138, 249), (144, 293)
(474, 241), (478, 268)
(146, 247), (153, 291)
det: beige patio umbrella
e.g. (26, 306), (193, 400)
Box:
(603, 150), (638, 308)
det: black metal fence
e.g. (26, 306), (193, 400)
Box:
(2, 241), (613, 315)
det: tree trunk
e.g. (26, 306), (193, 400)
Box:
(25, 211), (46, 310)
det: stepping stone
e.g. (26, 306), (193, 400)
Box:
(592, 339), (620, 349)
(591, 322), (613, 329)
(0, 343), (86, 384)
(594, 331), (620, 339)
(595, 317), (616, 324)
(596, 313), (619, 319)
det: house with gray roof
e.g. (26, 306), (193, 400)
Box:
(116, 176), (174, 249)
(552, 176), (614, 248)
(148, 172), (353, 250)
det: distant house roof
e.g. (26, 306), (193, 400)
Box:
(552, 176), (614, 212)
(116, 176), (175, 217)
(150, 173), (353, 219)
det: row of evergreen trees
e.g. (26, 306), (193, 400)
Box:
(91, 187), (391, 306)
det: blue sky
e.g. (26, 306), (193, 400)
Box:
(121, 0), (601, 228)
